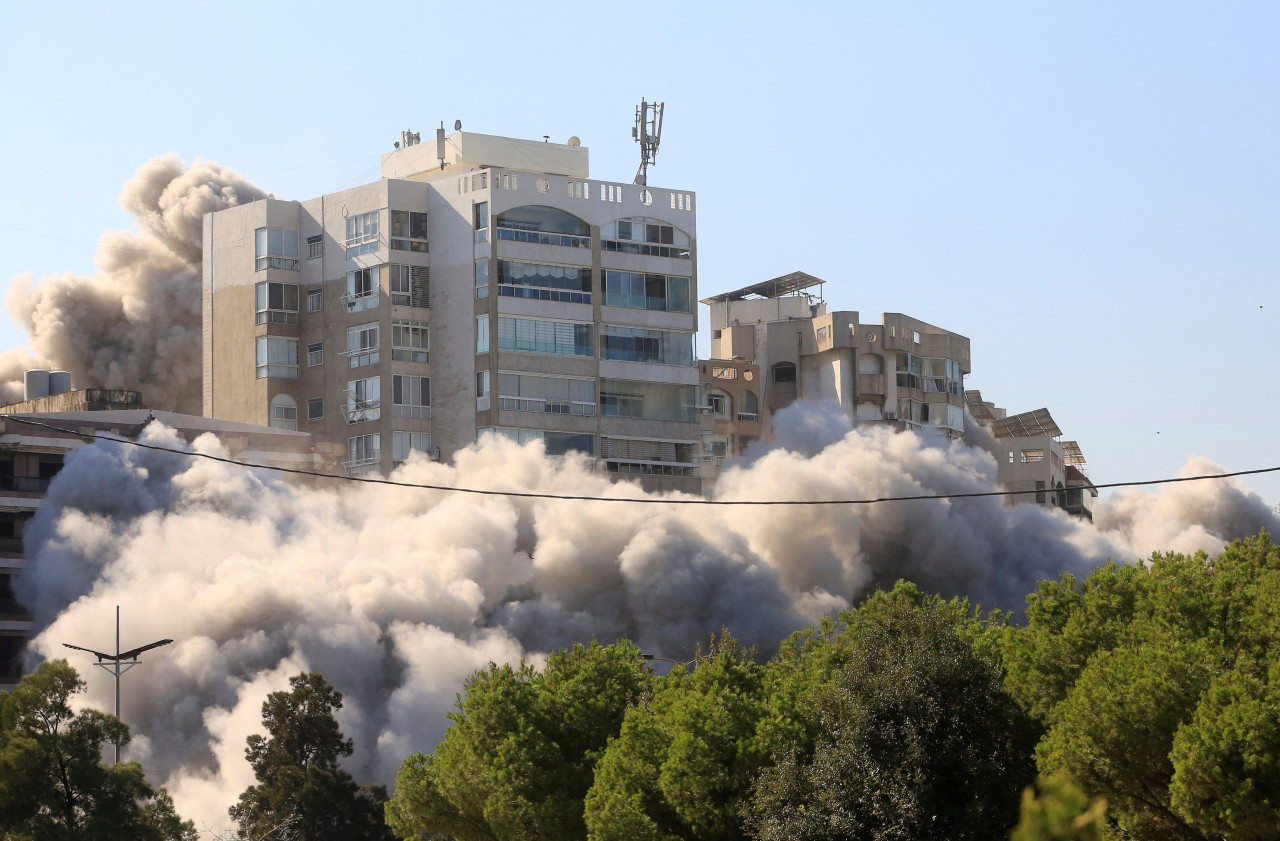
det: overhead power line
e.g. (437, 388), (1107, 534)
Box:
(4, 415), (1278, 507)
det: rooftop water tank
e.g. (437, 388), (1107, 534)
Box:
(24, 369), (50, 401)
(49, 370), (72, 395)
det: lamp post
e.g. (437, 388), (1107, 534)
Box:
(62, 605), (172, 764)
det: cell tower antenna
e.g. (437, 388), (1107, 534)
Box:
(632, 99), (664, 186)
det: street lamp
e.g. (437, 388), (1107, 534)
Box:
(62, 605), (172, 764)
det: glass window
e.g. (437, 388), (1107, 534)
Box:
(600, 326), (693, 366)
(306, 235), (322, 260)
(600, 380), (697, 422)
(773, 362), (797, 383)
(307, 342), (323, 367)
(497, 317), (593, 358)
(255, 337), (298, 379)
(475, 258), (489, 298)
(345, 211), (379, 257)
(494, 206), (590, 248)
(393, 431), (434, 463)
(497, 260), (591, 305)
(476, 316), (490, 353)
(389, 264), (429, 307)
(269, 395), (298, 431)
(393, 375), (430, 418)
(254, 282), (299, 324)
(345, 267), (380, 313)
(346, 376), (381, 423)
(347, 433), (380, 466)
(391, 320), (429, 363)
(346, 322), (379, 368)
(739, 391), (759, 421)
(474, 202), (489, 242)
(602, 271), (691, 313)
(306, 288), (323, 312)
(477, 370), (491, 411)
(307, 397), (323, 421)
(255, 228), (300, 270)
(390, 210), (428, 252)
(497, 372), (595, 416)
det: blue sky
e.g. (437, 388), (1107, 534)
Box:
(1, 1), (1277, 502)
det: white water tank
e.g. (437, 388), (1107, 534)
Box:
(24, 369), (50, 401)
(48, 370), (72, 395)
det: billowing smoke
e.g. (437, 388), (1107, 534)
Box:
(17, 402), (1278, 833)
(0, 155), (267, 411)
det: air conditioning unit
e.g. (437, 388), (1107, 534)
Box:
(885, 411), (897, 420)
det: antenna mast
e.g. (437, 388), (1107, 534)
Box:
(632, 99), (664, 186)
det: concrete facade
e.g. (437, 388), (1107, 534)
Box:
(204, 130), (700, 491)
(702, 273), (971, 443)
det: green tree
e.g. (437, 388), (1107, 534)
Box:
(1007, 533), (1280, 840)
(0, 659), (196, 841)
(229, 672), (392, 841)
(386, 640), (651, 841)
(1009, 774), (1109, 841)
(745, 591), (1036, 841)
(584, 633), (768, 841)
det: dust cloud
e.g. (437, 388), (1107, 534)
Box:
(16, 403), (1278, 833)
(0, 155), (267, 411)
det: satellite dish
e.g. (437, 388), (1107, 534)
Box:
(454, 119), (462, 131)
(567, 136), (581, 147)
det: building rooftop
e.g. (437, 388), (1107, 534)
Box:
(991, 408), (1062, 439)
(700, 271), (825, 304)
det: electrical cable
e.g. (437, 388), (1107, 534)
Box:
(3, 414), (1277, 507)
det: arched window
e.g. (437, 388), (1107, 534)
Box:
(739, 391), (759, 421)
(707, 389), (732, 417)
(496, 206), (590, 237)
(270, 394), (298, 431)
(772, 362), (797, 383)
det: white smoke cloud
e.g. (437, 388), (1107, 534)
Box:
(18, 403), (1277, 832)
(0, 154), (268, 411)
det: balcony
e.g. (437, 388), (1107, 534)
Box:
(858, 374), (886, 395)
(0, 476), (52, 494)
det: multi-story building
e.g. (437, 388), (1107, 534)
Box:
(0, 385), (321, 689)
(965, 394), (1097, 521)
(700, 272), (971, 451)
(203, 129), (700, 490)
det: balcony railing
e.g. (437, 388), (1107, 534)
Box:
(0, 537), (23, 554)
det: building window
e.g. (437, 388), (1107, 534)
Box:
(346, 376), (381, 423)
(477, 370), (491, 411)
(254, 282), (299, 324)
(600, 436), (697, 476)
(1021, 449), (1045, 463)
(600, 217), (691, 259)
(390, 210), (428, 252)
(255, 337), (298, 379)
(498, 372), (596, 416)
(306, 235), (322, 260)
(475, 258), (489, 298)
(393, 375), (430, 419)
(345, 211), (379, 257)
(600, 380), (697, 422)
(497, 317), (593, 358)
(389, 264), (430, 307)
(483, 428), (595, 457)
(497, 260), (591, 304)
(269, 395), (298, 431)
(307, 342), (324, 367)
(307, 397), (323, 421)
(773, 362), (797, 383)
(347, 433), (380, 467)
(391, 320), (429, 363)
(307, 288), (324, 312)
(344, 267), (379, 313)
(494, 206), (590, 248)
(599, 325), (693, 366)
(706, 391), (729, 417)
(603, 271), (691, 312)
(474, 201), (489, 242)
(739, 391), (759, 422)
(346, 322), (379, 368)
(255, 228), (299, 271)
(476, 316), (490, 353)
(393, 431), (434, 463)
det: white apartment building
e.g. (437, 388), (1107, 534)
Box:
(203, 129), (701, 491)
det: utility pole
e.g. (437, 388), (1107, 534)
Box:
(63, 605), (173, 764)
